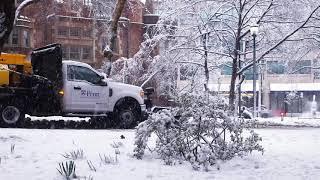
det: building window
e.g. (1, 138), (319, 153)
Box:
(83, 29), (92, 38)
(267, 61), (285, 74)
(23, 30), (30, 47)
(82, 46), (92, 60)
(220, 62), (232, 75)
(293, 60), (311, 74)
(12, 29), (19, 45)
(62, 45), (69, 59)
(70, 27), (81, 37)
(70, 46), (81, 59)
(57, 27), (68, 36)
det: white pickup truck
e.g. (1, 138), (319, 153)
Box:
(0, 44), (146, 128)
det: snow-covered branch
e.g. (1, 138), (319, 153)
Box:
(237, 5), (320, 75)
(15, 0), (41, 25)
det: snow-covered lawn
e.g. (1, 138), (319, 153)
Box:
(0, 128), (319, 180)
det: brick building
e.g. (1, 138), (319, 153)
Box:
(2, 15), (34, 56)
(7, 0), (158, 68)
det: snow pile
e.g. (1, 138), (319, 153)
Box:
(134, 93), (263, 170)
(26, 115), (90, 121)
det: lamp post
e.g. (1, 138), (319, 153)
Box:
(250, 24), (259, 118)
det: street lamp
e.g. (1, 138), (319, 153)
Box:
(250, 23), (259, 118)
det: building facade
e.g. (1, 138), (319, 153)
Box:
(193, 54), (320, 116)
(6, 0), (157, 68)
(2, 16), (34, 56)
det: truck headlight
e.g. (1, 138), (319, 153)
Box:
(140, 90), (144, 98)
(58, 89), (64, 96)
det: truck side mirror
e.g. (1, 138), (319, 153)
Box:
(98, 75), (107, 86)
(99, 75), (105, 80)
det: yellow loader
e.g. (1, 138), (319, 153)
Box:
(0, 53), (32, 87)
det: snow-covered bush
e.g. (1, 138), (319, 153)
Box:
(133, 93), (263, 170)
(285, 91), (299, 104)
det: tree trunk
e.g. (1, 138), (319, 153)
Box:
(0, 0), (15, 53)
(229, 2), (243, 111)
(202, 33), (209, 92)
(229, 56), (238, 110)
(0, 0), (40, 53)
(104, 0), (127, 77)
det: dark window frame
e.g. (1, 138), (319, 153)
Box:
(69, 27), (81, 37)
(11, 29), (19, 46)
(69, 46), (81, 60)
(57, 26), (68, 36)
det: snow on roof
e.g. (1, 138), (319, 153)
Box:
(63, 60), (92, 68)
(270, 83), (320, 91)
(143, 14), (159, 16)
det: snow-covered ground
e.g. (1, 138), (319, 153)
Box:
(256, 116), (320, 127)
(0, 128), (319, 180)
(26, 115), (90, 121)
(25, 113), (320, 128)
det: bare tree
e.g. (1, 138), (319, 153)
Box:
(0, 0), (40, 53)
(103, 0), (127, 77)
(150, 0), (320, 110)
(0, 0), (15, 53)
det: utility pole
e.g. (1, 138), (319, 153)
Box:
(253, 34), (257, 118)
(258, 59), (264, 117)
(250, 24), (259, 119)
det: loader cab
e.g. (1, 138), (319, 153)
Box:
(0, 53), (32, 87)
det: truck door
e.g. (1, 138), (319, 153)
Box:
(64, 65), (108, 113)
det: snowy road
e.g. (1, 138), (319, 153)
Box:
(0, 128), (319, 180)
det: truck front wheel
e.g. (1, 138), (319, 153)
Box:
(113, 98), (141, 129)
(0, 104), (25, 127)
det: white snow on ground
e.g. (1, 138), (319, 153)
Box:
(26, 114), (320, 127)
(256, 115), (320, 127)
(26, 114), (90, 121)
(0, 128), (319, 180)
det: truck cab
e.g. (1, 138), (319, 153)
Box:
(0, 44), (146, 128)
(61, 60), (146, 127)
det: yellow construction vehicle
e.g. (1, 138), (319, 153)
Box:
(0, 53), (32, 87)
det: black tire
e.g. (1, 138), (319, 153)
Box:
(0, 103), (25, 127)
(113, 99), (141, 129)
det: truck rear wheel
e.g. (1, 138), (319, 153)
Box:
(0, 104), (25, 127)
(113, 98), (141, 129)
